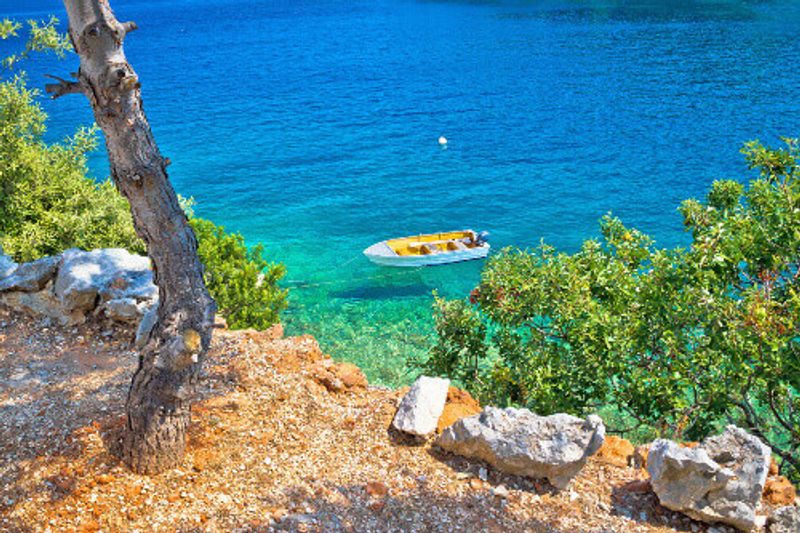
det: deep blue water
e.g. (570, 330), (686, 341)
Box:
(3, 0), (799, 384)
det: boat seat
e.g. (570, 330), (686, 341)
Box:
(420, 244), (439, 255)
(448, 241), (468, 251)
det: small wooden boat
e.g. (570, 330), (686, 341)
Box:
(363, 230), (490, 267)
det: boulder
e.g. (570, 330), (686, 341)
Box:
(0, 255), (60, 292)
(437, 386), (482, 433)
(392, 376), (450, 437)
(768, 506), (800, 533)
(54, 248), (156, 319)
(647, 425), (771, 531)
(436, 407), (606, 489)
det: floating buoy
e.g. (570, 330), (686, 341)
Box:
(438, 136), (448, 146)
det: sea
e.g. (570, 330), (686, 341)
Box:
(3, 0), (799, 386)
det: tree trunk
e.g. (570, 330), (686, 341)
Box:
(47, 0), (216, 474)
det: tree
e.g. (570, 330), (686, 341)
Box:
(422, 138), (799, 480)
(46, 0), (216, 474)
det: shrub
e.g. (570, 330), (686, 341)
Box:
(421, 138), (800, 480)
(190, 216), (287, 330)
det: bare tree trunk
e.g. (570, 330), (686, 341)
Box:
(47, 0), (216, 474)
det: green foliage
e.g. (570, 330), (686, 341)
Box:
(190, 216), (287, 330)
(1, 16), (71, 70)
(422, 138), (800, 479)
(0, 18), (287, 331)
(0, 18), (143, 261)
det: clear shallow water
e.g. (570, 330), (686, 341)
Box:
(4, 0), (800, 385)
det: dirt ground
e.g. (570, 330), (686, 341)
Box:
(0, 305), (757, 532)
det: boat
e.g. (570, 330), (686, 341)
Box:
(363, 230), (490, 267)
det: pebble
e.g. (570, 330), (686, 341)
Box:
(491, 485), (509, 498)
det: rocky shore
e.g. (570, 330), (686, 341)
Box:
(0, 250), (798, 532)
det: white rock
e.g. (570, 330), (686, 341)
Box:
(491, 484), (509, 498)
(0, 286), (83, 325)
(768, 506), (800, 533)
(436, 407), (605, 490)
(54, 248), (156, 319)
(392, 376), (450, 436)
(0, 255), (60, 292)
(102, 297), (146, 323)
(647, 425), (771, 531)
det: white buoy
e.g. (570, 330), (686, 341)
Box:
(438, 136), (448, 146)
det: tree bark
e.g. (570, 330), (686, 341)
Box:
(48, 0), (216, 474)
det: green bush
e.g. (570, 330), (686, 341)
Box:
(421, 138), (800, 480)
(0, 19), (143, 261)
(0, 17), (287, 330)
(190, 216), (287, 330)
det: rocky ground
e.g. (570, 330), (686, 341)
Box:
(0, 305), (794, 532)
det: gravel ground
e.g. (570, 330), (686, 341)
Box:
(0, 305), (735, 532)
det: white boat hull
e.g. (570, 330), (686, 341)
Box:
(363, 241), (490, 267)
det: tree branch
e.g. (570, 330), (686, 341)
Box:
(44, 74), (85, 99)
(122, 21), (137, 34)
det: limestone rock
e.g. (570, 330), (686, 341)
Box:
(768, 506), (800, 533)
(54, 248), (156, 319)
(392, 376), (450, 437)
(102, 297), (149, 323)
(0, 255), (60, 292)
(436, 406), (606, 489)
(647, 425), (771, 531)
(647, 440), (735, 510)
(437, 386), (482, 433)
(0, 284), (84, 325)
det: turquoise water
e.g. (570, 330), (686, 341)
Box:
(4, 0), (800, 385)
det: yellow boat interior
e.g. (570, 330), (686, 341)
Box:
(386, 230), (479, 256)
